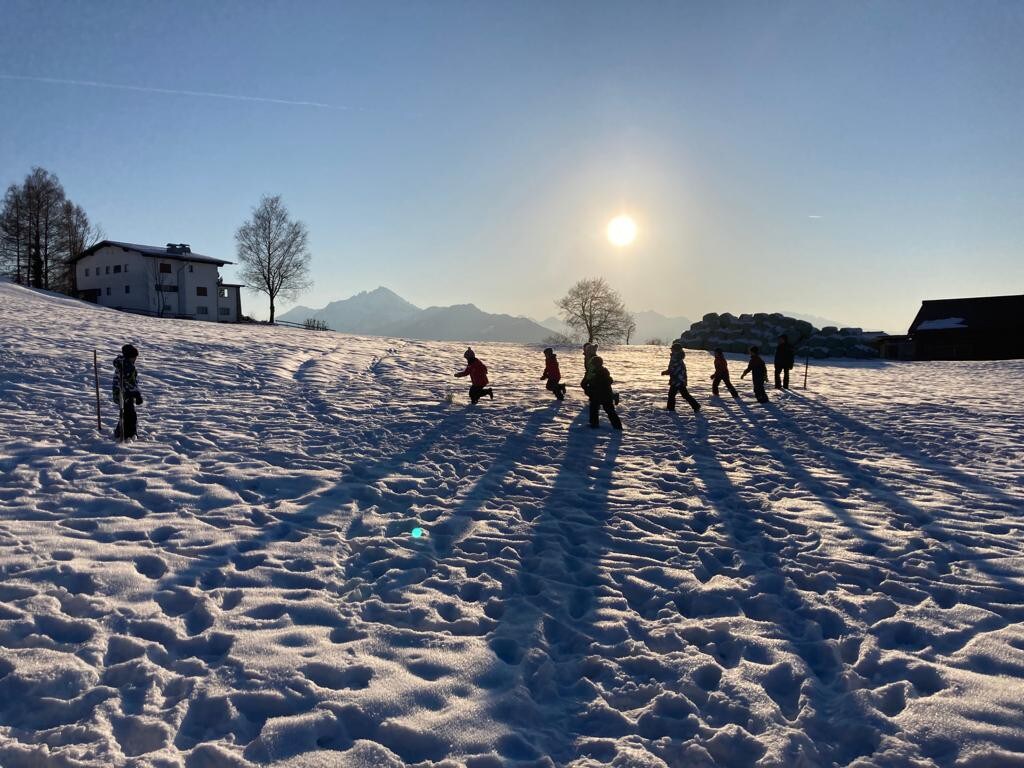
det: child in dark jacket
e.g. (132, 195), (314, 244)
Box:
(661, 341), (700, 413)
(455, 348), (493, 404)
(112, 343), (143, 440)
(741, 346), (770, 403)
(587, 356), (623, 430)
(710, 348), (740, 399)
(774, 334), (796, 390)
(580, 342), (597, 396)
(541, 348), (567, 400)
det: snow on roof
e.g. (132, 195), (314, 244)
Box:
(75, 240), (231, 266)
(909, 294), (1024, 335)
(916, 317), (967, 331)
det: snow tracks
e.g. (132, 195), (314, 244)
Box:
(1, 281), (1024, 766)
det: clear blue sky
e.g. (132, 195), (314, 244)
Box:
(2, 1), (1022, 332)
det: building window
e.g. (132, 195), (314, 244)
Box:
(163, 304), (172, 311)
(113, 265), (121, 273)
(219, 287), (229, 298)
(219, 307), (230, 315)
(105, 266), (110, 274)
(196, 306), (209, 315)
(106, 287), (111, 296)
(196, 286), (208, 296)
(155, 284), (178, 293)
(188, 264), (193, 272)
(159, 263), (172, 274)
(124, 264), (129, 272)
(125, 285), (130, 294)
(85, 268), (90, 276)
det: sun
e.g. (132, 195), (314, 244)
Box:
(607, 214), (637, 247)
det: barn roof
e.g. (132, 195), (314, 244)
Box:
(75, 240), (231, 266)
(908, 294), (1024, 334)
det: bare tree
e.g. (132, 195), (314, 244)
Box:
(24, 168), (63, 289)
(624, 314), (637, 345)
(235, 195), (312, 323)
(555, 277), (632, 345)
(153, 264), (172, 318)
(0, 184), (26, 284)
(54, 200), (103, 294)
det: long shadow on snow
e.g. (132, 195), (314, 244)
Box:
(683, 414), (890, 766)
(788, 391), (1024, 513)
(738, 402), (993, 554)
(351, 401), (562, 605)
(480, 409), (622, 765)
(154, 405), (474, 595)
(732, 404), (1024, 638)
(715, 400), (892, 565)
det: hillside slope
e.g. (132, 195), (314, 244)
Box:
(1, 279), (1023, 767)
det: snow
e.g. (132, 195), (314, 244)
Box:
(1, 278), (1023, 767)
(916, 318), (968, 331)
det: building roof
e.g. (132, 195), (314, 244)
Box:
(909, 294), (1024, 334)
(75, 240), (232, 266)
(219, 283), (245, 288)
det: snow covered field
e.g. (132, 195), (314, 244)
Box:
(1, 278), (1023, 768)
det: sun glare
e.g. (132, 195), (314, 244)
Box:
(607, 214), (637, 247)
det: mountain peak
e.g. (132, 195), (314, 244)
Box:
(278, 286), (421, 332)
(279, 289), (556, 342)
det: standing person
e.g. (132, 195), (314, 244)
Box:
(454, 347), (493, 404)
(112, 343), (143, 441)
(774, 334), (796, 390)
(587, 356), (623, 430)
(741, 346), (770, 404)
(580, 342), (598, 396)
(710, 348), (740, 399)
(661, 341), (700, 413)
(540, 347), (567, 400)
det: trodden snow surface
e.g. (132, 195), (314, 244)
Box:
(1, 279), (1023, 768)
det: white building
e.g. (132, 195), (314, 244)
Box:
(74, 241), (243, 322)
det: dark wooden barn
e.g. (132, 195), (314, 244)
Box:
(908, 294), (1024, 360)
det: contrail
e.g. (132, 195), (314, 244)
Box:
(0, 73), (351, 110)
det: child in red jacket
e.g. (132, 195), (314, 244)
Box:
(455, 347), (493, 404)
(541, 347), (567, 400)
(710, 348), (740, 399)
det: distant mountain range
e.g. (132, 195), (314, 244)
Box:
(281, 287), (420, 334)
(279, 288), (557, 343)
(281, 287), (700, 344)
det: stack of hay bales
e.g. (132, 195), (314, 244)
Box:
(678, 313), (879, 359)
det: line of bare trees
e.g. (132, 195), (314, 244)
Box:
(0, 167), (102, 294)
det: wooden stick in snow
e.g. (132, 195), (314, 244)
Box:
(93, 350), (102, 432)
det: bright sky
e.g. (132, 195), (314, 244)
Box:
(2, 1), (1022, 332)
